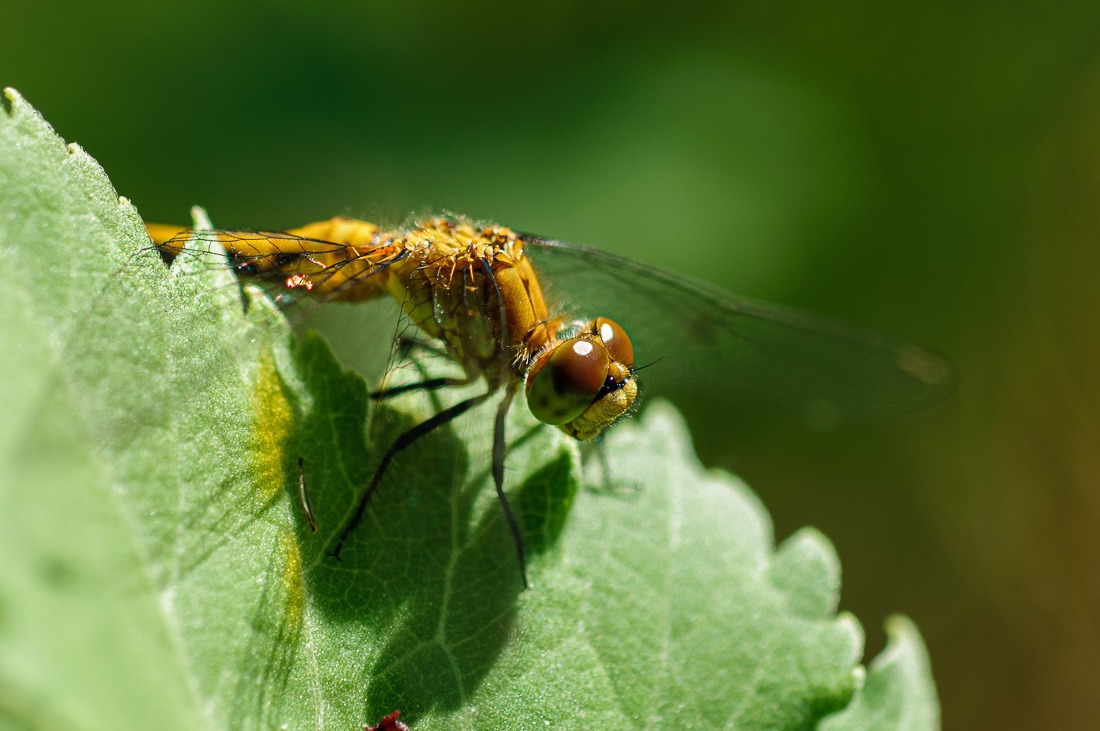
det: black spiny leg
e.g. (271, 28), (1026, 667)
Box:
(369, 334), (460, 400)
(492, 384), (528, 589)
(371, 376), (470, 400)
(329, 389), (494, 560)
(395, 334), (449, 361)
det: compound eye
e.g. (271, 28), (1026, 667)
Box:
(592, 317), (634, 367)
(525, 338), (610, 426)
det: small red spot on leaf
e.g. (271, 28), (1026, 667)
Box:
(364, 710), (409, 731)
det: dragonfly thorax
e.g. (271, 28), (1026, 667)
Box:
(392, 226), (638, 439)
(384, 220), (553, 386)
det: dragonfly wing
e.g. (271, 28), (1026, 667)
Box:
(523, 236), (955, 420)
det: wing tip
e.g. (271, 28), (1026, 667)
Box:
(896, 344), (956, 391)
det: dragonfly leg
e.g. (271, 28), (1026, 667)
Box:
(329, 388), (494, 560)
(492, 384), (528, 589)
(370, 375), (472, 401)
(395, 334), (448, 360)
(582, 438), (638, 495)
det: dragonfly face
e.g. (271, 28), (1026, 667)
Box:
(525, 317), (637, 440)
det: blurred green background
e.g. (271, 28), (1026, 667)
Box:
(5, 1), (1099, 728)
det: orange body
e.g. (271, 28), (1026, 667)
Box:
(148, 216), (555, 390)
(148, 215), (636, 442)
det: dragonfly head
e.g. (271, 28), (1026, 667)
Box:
(524, 317), (637, 440)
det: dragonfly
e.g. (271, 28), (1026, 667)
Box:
(146, 214), (954, 588)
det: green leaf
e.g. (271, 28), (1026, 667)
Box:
(820, 617), (941, 731)
(0, 88), (940, 729)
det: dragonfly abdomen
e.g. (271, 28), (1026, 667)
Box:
(147, 217), (401, 302)
(147, 216), (557, 387)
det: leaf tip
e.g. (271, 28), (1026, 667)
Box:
(835, 610), (866, 654)
(190, 205), (213, 229)
(1, 87), (16, 116)
(878, 615), (933, 673)
(771, 526), (843, 617)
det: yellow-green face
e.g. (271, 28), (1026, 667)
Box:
(524, 317), (637, 441)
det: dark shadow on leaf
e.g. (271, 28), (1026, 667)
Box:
(515, 448), (577, 556)
(281, 333), (580, 723)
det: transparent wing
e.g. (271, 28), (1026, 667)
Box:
(149, 225), (423, 387)
(523, 235), (955, 420)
